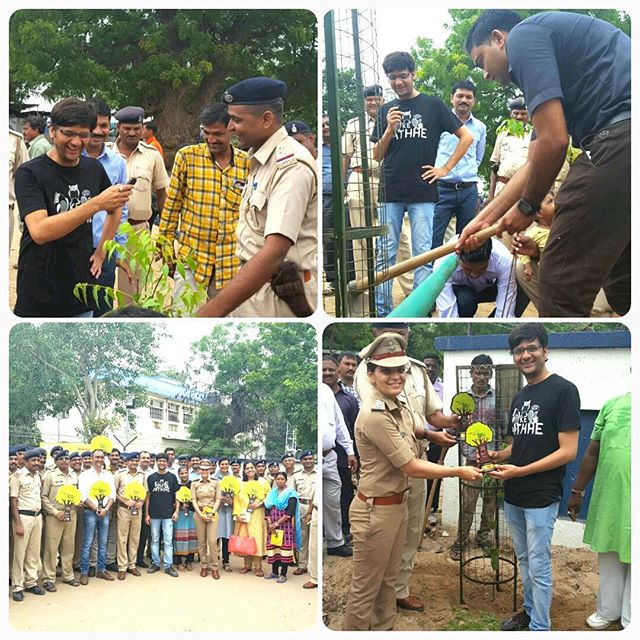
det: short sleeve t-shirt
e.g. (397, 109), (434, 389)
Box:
(505, 373), (581, 508)
(15, 154), (112, 317)
(147, 471), (179, 519)
(507, 12), (631, 145)
(371, 93), (461, 203)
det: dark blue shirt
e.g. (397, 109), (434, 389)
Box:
(322, 142), (332, 194)
(507, 12), (630, 145)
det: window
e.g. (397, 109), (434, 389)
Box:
(182, 406), (193, 425)
(168, 402), (179, 423)
(168, 423), (177, 432)
(149, 398), (164, 421)
(153, 421), (162, 431)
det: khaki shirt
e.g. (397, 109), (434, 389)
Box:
(42, 468), (79, 516)
(111, 139), (170, 220)
(114, 470), (147, 507)
(355, 357), (442, 453)
(341, 115), (380, 178)
(490, 130), (531, 181)
(293, 468), (317, 502)
(191, 478), (221, 510)
(9, 129), (29, 208)
(355, 389), (418, 497)
(232, 127), (317, 317)
(9, 469), (42, 512)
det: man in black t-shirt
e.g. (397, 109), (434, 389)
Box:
(14, 98), (133, 317)
(144, 453), (180, 577)
(460, 11), (630, 317)
(371, 51), (473, 316)
(487, 324), (580, 631)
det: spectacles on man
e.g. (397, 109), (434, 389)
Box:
(387, 72), (412, 81)
(56, 128), (91, 140)
(512, 344), (542, 357)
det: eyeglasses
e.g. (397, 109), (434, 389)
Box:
(56, 128), (91, 140)
(387, 72), (412, 81)
(512, 344), (542, 357)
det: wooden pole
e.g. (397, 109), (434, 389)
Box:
(353, 223), (501, 291)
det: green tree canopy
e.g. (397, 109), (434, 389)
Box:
(10, 9), (317, 161)
(185, 323), (316, 457)
(9, 323), (160, 442)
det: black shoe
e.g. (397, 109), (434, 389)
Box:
(12, 591), (24, 602)
(25, 585), (45, 596)
(146, 564), (160, 574)
(88, 567), (96, 577)
(43, 580), (57, 592)
(165, 566), (178, 577)
(106, 562), (119, 572)
(501, 610), (531, 631)
(136, 560), (149, 568)
(327, 544), (353, 557)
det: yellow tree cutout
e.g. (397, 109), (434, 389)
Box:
(89, 480), (111, 508)
(55, 485), (82, 521)
(450, 391), (477, 436)
(124, 481), (147, 515)
(465, 422), (495, 471)
(89, 435), (113, 453)
(176, 486), (192, 516)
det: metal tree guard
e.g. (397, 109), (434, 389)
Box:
(323, 9), (388, 317)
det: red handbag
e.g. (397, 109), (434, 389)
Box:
(229, 534), (257, 556)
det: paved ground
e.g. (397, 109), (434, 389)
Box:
(9, 555), (317, 631)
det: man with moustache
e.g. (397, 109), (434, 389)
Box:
(83, 97), (130, 315)
(14, 98), (131, 317)
(292, 451), (317, 575)
(111, 105), (169, 300)
(41, 449), (81, 590)
(160, 103), (249, 302)
(197, 77), (317, 317)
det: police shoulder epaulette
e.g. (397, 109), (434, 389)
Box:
(371, 399), (386, 411)
(275, 142), (298, 170)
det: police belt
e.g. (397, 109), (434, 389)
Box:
(438, 180), (476, 191)
(18, 509), (41, 517)
(356, 490), (406, 506)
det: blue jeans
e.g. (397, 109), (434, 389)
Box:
(81, 509), (110, 574)
(504, 501), (559, 631)
(374, 201), (435, 316)
(150, 518), (174, 568)
(431, 183), (478, 249)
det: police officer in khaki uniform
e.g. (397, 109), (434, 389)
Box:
(41, 449), (80, 590)
(114, 452), (147, 580)
(10, 449), (45, 601)
(196, 77), (317, 318)
(9, 128), (29, 251)
(292, 450), (316, 575)
(344, 333), (480, 631)
(111, 105), (170, 299)
(191, 459), (222, 579)
(354, 323), (459, 613)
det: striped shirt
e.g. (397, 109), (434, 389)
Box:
(160, 143), (249, 289)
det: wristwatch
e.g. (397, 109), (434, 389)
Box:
(516, 198), (540, 216)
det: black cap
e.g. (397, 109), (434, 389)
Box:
(80, 451), (92, 458)
(53, 449), (70, 461)
(508, 96), (527, 111)
(177, 454), (189, 461)
(15, 444), (29, 453)
(50, 445), (64, 456)
(299, 450), (314, 460)
(222, 77), (287, 105)
(281, 453), (295, 462)
(24, 449), (41, 460)
(364, 84), (383, 98)
(285, 120), (311, 136)
(69, 452), (81, 460)
(115, 106), (144, 123)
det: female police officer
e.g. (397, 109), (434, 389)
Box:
(343, 332), (482, 630)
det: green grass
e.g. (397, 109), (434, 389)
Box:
(442, 607), (502, 631)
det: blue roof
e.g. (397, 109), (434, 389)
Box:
(434, 330), (630, 352)
(136, 374), (198, 404)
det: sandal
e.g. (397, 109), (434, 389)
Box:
(255, 569), (264, 577)
(239, 567), (252, 574)
(186, 563), (193, 572)
(178, 564), (186, 572)
(223, 564), (232, 573)
(212, 570), (220, 580)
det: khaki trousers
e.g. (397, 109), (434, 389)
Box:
(194, 513), (219, 569)
(307, 509), (318, 584)
(297, 502), (310, 569)
(344, 498), (408, 630)
(107, 504), (118, 563)
(43, 512), (77, 582)
(395, 475), (426, 599)
(347, 173), (378, 283)
(73, 505), (84, 567)
(12, 514), (43, 592)
(116, 506), (142, 571)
